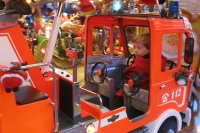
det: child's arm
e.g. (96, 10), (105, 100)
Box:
(123, 63), (137, 73)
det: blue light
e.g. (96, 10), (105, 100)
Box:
(113, 1), (122, 11)
(169, 1), (179, 14)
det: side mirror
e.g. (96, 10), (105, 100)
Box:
(184, 37), (194, 64)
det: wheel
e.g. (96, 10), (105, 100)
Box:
(91, 62), (107, 84)
(166, 60), (177, 70)
(158, 117), (177, 133)
(121, 70), (142, 96)
(127, 54), (136, 67)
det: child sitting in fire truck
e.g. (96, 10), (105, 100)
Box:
(116, 33), (167, 97)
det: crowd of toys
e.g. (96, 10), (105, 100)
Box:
(19, 0), (168, 59)
(20, 0), (167, 29)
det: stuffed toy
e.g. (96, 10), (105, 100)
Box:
(176, 75), (188, 86)
(174, 67), (190, 86)
(0, 62), (29, 93)
(34, 22), (42, 31)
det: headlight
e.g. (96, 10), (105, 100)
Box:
(86, 123), (95, 133)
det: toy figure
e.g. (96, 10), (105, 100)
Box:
(176, 75), (188, 86)
(162, 33), (179, 55)
(78, 0), (96, 24)
(64, 2), (73, 18)
(101, 0), (113, 14)
(174, 67), (190, 86)
(77, 27), (85, 42)
(61, 13), (69, 23)
(45, 7), (56, 23)
(0, 62), (29, 93)
(135, 0), (145, 13)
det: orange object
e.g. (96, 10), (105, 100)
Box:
(128, 79), (134, 87)
(0, 4), (198, 133)
(81, 14), (195, 133)
(96, 70), (102, 77)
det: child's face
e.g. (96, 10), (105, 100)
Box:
(167, 35), (177, 45)
(133, 43), (149, 57)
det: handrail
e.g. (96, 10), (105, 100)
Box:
(80, 87), (103, 108)
(0, 63), (59, 132)
(23, 63), (59, 132)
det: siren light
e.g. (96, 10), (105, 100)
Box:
(113, 1), (122, 11)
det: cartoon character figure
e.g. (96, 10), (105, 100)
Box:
(0, 62), (29, 93)
(162, 33), (179, 55)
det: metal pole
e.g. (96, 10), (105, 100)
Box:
(73, 58), (77, 82)
(41, 2), (64, 74)
(155, 0), (161, 16)
(20, 63), (59, 131)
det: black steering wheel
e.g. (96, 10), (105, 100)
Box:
(166, 60), (177, 70)
(121, 70), (142, 96)
(91, 62), (107, 84)
(127, 54), (136, 67)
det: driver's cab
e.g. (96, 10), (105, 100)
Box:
(82, 15), (194, 121)
(83, 15), (151, 119)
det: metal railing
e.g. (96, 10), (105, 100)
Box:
(0, 63), (59, 131)
(80, 87), (103, 108)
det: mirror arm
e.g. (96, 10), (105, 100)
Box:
(182, 29), (194, 38)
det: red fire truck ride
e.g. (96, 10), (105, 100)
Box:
(0, 0), (199, 133)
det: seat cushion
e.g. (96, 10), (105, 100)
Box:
(15, 86), (48, 105)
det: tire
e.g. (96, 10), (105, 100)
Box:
(158, 117), (177, 133)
